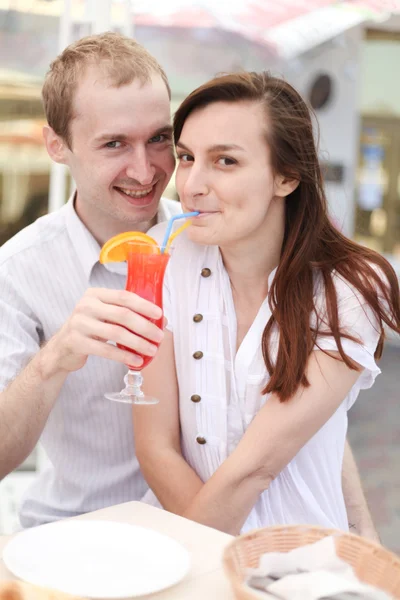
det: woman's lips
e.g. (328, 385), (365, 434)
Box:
(192, 211), (219, 217)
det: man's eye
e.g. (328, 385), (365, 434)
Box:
(149, 134), (169, 143)
(105, 141), (122, 149)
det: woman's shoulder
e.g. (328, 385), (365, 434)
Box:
(313, 261), (389, 310)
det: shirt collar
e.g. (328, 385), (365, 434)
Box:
(65, 194), (102, 282)
(157, 197), (172, 223)
(64, 194), (173, 281)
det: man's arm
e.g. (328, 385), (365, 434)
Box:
(0, 288), (164, 480)
(342, 439), (380, 542)
(0, 346), (68, 479)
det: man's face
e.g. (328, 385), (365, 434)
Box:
(60, 67), (175, 241)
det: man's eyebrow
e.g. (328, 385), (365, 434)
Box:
(176, 141), (245, 152)
(94, 125), (173, 144)
(151, 125), (173, 138)
(94, 133), (129, 143)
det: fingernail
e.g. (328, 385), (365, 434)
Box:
(155, 329), (164, 343)
(148, 344), (158, 356)
(129, 356), (143, 368)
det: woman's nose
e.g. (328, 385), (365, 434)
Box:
(183, 165), (209, 199)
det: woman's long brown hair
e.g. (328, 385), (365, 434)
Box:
(173, 72), (400, 402)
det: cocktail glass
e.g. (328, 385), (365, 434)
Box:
(105, 242), (171, 405)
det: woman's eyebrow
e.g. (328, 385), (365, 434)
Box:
(207, 143), (245, 153)
(176, 141), (245, 152)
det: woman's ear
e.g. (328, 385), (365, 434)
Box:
(274, 175), (300, 198)
(42, 126), (68, 164)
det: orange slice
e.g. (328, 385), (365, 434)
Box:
(99, 231), (160, 263)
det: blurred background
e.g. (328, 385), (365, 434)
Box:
(0, 0), (399, 549)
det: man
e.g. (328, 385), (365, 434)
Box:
(0, 33), (377, 538)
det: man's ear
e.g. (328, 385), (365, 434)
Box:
(274, 174), (300, 198)
(42, 126), (69, 164)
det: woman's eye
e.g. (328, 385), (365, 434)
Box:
(178, 153), (193, 162)
(218, 157), (236, 166)
(105, 141), (122, 149)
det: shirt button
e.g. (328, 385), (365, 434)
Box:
(196, 436), (207, 445)
(201, 268), (212, 278)
(191, 394), (201, 403)
(193, 351), (203, 360)
(193, 313), (203, 323)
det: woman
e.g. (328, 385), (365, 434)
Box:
(133, 72), (400, 535)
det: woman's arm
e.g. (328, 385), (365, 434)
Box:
(183, 350), (362, 534)
(132, 330), (204, 513)
(134, 340), (370, 535)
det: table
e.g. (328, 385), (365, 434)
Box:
(0, 501), (236, 599)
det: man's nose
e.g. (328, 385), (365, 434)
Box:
(125, 148), (156, 186)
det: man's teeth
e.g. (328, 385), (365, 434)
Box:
(119, 187), (152, 198)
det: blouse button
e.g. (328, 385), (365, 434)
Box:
(191, 394), (201, 403)
(196, 436), (207, 445)
(193, 313), (203, 323)
(193, 351), (204, 360)
(201, 268), (212, 278)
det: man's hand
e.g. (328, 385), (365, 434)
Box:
(349, 521), (381, 544)
(0, 286), (165, 478)
(42, 288), (164, 375)
(342, 440), (380, 544)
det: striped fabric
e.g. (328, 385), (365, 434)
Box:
(0, 196), (181, 527)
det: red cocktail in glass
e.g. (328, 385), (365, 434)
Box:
(105, 242), (171, 404)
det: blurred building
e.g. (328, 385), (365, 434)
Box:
(0, 0), (399, 533)
(1, 1), (399, 252)
(356, 20), (400, 265)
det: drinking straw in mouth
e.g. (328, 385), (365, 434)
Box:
(160, 211), (199, 253)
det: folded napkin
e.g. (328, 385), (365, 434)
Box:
(246, 536), (392, 600)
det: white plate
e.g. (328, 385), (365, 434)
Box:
(3, 520), (191, 598)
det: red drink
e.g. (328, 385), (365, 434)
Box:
(118, 248), (170, 369)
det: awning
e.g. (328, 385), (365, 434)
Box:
(132, 0), (400, 59)
(2, 0), (400, 101)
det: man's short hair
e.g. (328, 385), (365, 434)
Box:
(42, 32), (171, 148)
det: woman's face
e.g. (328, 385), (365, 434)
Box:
(175, 100), (284, 248)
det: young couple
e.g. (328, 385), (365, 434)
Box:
(0, 33), (398, 537)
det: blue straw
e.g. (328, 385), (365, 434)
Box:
(160, 211), (199, 253)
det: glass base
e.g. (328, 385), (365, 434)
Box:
(104, 391), (159, 405)
(105, 370), (159, 405)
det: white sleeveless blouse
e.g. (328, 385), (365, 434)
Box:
(144, 223), (381, 533)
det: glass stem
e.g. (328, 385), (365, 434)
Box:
(123, 370), (144, 399)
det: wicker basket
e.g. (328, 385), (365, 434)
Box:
(223, 525), (400, 599)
